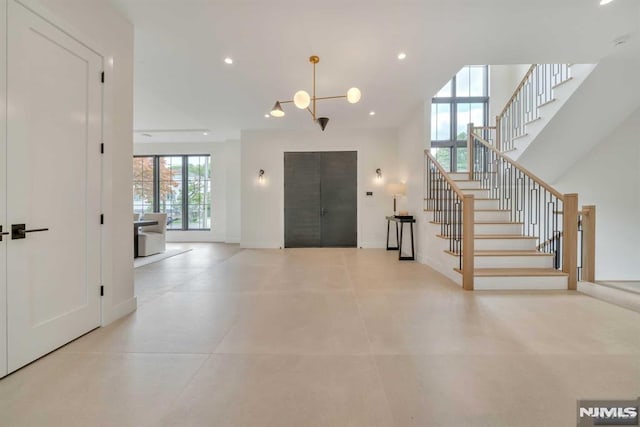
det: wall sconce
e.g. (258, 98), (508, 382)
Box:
(376, 168), (382, 181)
(258, 169), (265, 182)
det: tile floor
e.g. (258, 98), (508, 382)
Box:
(1, 243), (640, 426)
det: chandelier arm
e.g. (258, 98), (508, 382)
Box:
(313, 95), (347, 101)
(306, 107), (315, 120)
(279, 100), (294, 104)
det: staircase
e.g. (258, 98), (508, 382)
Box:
(423, 130), (583, 291)
(423, 63), (600, 291)
(438, 172), (568, 290)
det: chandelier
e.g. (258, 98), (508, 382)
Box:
(269, 55), (361, 131)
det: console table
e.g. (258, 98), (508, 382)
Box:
(385, 215), (416, 261)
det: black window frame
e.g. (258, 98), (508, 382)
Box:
(431, 65), (490, 172)
(133, 154), (211, 231)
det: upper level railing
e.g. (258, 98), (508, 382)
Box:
(497, 64), (571, 152)
(467, 124), (579, 289)
(425, 150), (475, 290)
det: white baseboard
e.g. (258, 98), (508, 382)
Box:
(240, 241), (282, 249)
(102, 297), (137, 326)
(359, 241), (386, 249)
(578, 282), (640, 314)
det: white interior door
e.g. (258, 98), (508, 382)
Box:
(6, 0), (102, 373)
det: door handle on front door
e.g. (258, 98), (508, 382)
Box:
(0, 225), (9, 242)
(11, 224), (50, 240)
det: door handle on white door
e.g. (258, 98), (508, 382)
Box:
(0, 225), (9, 242)
(11, 224), (50, 240)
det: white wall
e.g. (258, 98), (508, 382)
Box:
(27, 0), (134, 324)
(134, 140), (241, 243)
(240, 128), (398, 248)
(397, 102), (428, 261)
(489, 64), (531, 124)
(554, 107), (640, 280)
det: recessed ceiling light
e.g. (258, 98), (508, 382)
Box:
(397, 52), (407, 60)
(264, 114), (270, 118)
(599, 0), (614, 5)
(369, 111), (376, 116)
(224, 57), (233, 65)
(203, 132), (209, 136)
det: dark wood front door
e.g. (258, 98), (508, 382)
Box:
(284, 151), (357, 248)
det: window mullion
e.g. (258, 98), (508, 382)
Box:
(182, 156), (188, 231)
(153, 156), (160, 213)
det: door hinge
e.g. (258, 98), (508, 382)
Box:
(100, 214), (104, 225)
(101, 71), (105, 83)
(100, 143), (104, 154)
(100, 285), (104, 296)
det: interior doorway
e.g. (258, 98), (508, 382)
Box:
(284, 151), (357, 248)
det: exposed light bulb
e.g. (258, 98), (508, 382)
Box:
(346, 87), (361, 104)
(293, 90), (311, 109)
(369, 111), (376, 116)
(224, 57), (233, 64)
(397, 52), (407, 60)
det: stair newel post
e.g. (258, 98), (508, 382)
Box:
(467, 123), (474, 180)
(495, 115), (501, 151)
(581, 205), (596, 283)
(562, 193), (579, 290)
(462, 194), (475, 291)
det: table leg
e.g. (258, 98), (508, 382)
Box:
(398, 222), (403, 260)
(398, 222), (416, 261)
(134, 226), (139, 258)
(386, 219), (399, 250)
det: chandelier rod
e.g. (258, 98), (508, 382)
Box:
(312, 59), (317, 120)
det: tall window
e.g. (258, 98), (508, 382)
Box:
(133, 155), (211, 231)
(431, 65), (489, 172)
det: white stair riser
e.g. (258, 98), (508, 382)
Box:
(454, 181), (483, 189)
(475, 223), (523, 234)
(475, 199), (500, 210)
(432, 188), (490, 198)
(462, 188), (490, 197)
(448, 173), (469, 180)
(475, 211), (511, 222)
(474, 275), (567, 290)
(475, 238), (538, 251)
(474, 256), (554, 269)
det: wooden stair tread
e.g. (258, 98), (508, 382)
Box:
(474, 250), (552, 257)
(429, 221), (523, 225)
(445, 250), (553, 257)
(436, 234), (537, 240)
(454, 268), (568, 277)
(475, 234), (537, 239)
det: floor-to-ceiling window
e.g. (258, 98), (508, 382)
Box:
(431, 65), (489, 172)
(133, 155), (211, 230)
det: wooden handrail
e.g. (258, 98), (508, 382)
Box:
(499, 64), (536, 118)
(471, 132), (565, 200)
(424, 150), (466, 200)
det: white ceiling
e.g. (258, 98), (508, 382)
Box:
(109, 0), (640, 143)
